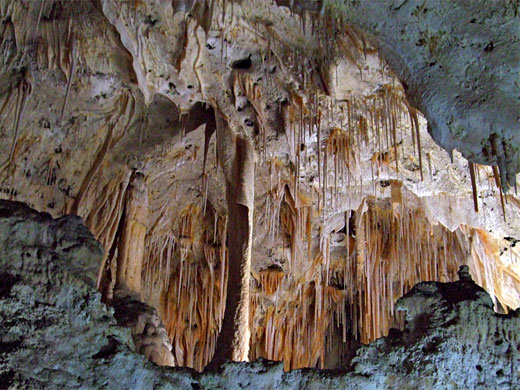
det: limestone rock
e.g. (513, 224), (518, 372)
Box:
(111, 288), (175, 367)
(1, 0), (520, 372)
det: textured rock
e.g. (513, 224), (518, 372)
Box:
(0, 200), (187, 389)
(1, 0), (520, 371)
(1, 200), (519, 389)
(111, 288), (175, 367)
(351, 265), (520, 389)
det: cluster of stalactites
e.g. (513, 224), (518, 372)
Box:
(249, 180), (472, 369)
(280, 79), (425, 216)
(351, 198), (467, 343)
(250, 178), (520, 371)
(141, 203), (228, 371)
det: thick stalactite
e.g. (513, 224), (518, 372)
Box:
(114, 172), (149, 296)
(212, 116), (256, 365)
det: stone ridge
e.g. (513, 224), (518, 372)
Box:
(0, 200), (518, 389)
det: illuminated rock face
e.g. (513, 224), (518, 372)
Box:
(98, 172), (175, 367)
(291, 0), (520, 190)
(0, 201), (518, 390)
(0, 0), (520, 372)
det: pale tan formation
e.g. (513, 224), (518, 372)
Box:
(133, 314), (175, 367)
(116, 172), (149, 295)
(111, 288), (176, 367)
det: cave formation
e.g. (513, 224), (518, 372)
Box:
(1, 0), (520, 389)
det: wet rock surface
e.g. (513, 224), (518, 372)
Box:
(1, 200), (519, 389)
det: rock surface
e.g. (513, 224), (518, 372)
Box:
(111, 288), (175, 367)
(1, 0), (520, 372)
(1, 200), (519, 389)
(0, 200), (188, 389)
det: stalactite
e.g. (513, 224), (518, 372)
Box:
(326, 126), (356, 195)
(351, 196), (470, 343)
(91, 169), (132, 297)
(235, 70), (269, 159)
(492, 165), (507, 221)
(59, 32), (76, 127)
(265, 159), (284, 245)
(114, 172), (149, 295)
(407, 102), (424, 181)
(142, 203), (228, 372)
(256, 267), (285, 296)
(35, 1), (45, 39)
(469, 161), (478, 212)
(6, 69), (32, 169)
(249, 176), (518, 370)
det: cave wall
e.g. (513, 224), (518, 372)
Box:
(0, 0), (519, 372)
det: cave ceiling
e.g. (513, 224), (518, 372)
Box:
(1, 0), (520, 371)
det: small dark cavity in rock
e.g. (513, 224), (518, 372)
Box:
(231, 55), (252, 70)
(0, 370), (15, 389)
(91, 337), (119, 360)
(0, 273), (20, 298)
(0, 340), (22, 354)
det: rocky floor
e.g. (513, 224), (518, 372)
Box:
(0, 199), (519, 389)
